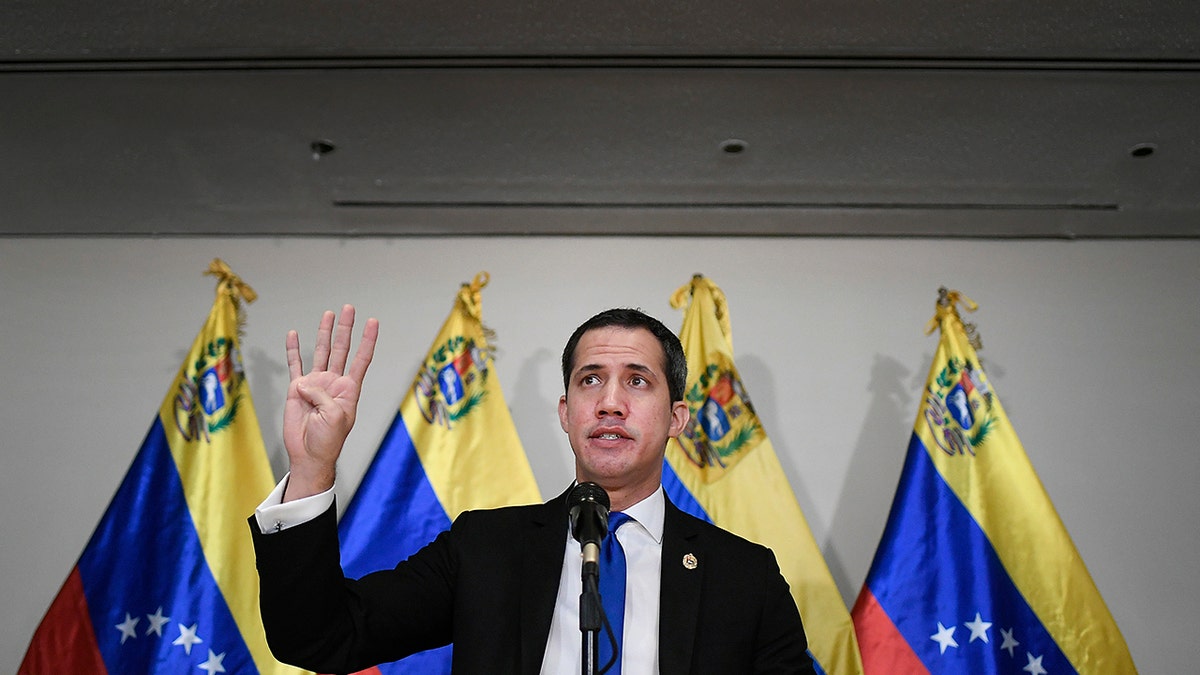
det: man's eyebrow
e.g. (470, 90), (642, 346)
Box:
(573, 362), (656, 376)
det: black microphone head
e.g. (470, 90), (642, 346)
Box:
(568, 481), (611, 546)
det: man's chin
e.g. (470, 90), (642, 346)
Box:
(576, 456), (664, 486)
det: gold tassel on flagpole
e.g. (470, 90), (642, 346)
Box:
(204, 258), (258, 305)
(458, 271), (495, 343)
(927, 286), (983, 350)
(203, 258), (257, 369)
(670, 273), (734, 349)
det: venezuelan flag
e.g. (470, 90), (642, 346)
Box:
(851, 289), (1136, 674)
(662, 275), (864, 675)
(20, 260), (306, 675)
(336, 272), (542, 675)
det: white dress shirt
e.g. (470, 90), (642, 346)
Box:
(254, 477), (664, 675)
(540, 488), (664, 675)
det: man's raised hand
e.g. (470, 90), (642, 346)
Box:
(281, 304), (379, 502)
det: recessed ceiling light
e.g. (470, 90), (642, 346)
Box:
(720, 139), (747, 154)
(1129, 143), (1156, 158)
(310, 139), (336, 160)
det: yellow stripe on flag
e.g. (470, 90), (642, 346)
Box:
(666, 275), (864, 675)
(157, 260), (309, 675)
(399, 272), (541, 521)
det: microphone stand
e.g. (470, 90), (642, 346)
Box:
(580, 542), (603, 675)
(569, 482), (617, 674)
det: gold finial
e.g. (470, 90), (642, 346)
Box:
(670, 274), (732, 345)
(204, 258), (257, 304)
(927, 287), (982, 350)
(457, 271), (495, 342)
(467, 271), (490, 294)
(457, 271), (489, 320)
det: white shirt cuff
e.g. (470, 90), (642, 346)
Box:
(254, 473), (336, 533)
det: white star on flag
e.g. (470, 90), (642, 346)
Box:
(115, 613), (139, 644)
(172, 622), (203, 655)
(965, 612), (992, 643)
(1000, 627), (1020, 657)
(199, 649), (227, 674)
(931, 621), (959, 654)
(145, 606), (170, 637)
(1023, 652), (1048, 675)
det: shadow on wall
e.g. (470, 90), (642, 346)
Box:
(823, 353), (916, 604)
(734, 350), (813, 513)
(246, 344), (290, 482)
(511, 346), (575, 491)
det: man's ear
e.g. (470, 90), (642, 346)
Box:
(558, 394), (570, 433)
(668, 400), (690, 438)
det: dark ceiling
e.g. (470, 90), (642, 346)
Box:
(3, 1), (1199, 237)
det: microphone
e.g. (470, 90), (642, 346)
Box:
(568, 482), (611, 572)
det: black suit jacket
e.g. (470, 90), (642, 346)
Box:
(250, 486), (815, 674)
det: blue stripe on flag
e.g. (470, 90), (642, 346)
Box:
(339, 413), (453, 576)
(868, 433), (1074, 674)
(807, 650), (827, 675)
(78, 418), (257, 674)
(338, 412), (455, 674)
(378, 645), (453, 675)
(661, 458), (712, 523)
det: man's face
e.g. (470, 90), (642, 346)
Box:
(558, 326), (689, 497)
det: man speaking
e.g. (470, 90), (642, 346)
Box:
(250, 305), (816, 674)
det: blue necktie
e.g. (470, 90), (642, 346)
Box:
(599, 512), (632, 674)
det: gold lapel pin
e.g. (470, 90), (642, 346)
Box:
(682, 553), (698, 570)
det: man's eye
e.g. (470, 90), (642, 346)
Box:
(630, 376), (646, 386)
(582, 374), (600, 385)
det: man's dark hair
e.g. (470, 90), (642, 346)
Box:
(561, 308), (688, 403)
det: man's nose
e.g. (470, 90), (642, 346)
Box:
(596, 382), (626, 417)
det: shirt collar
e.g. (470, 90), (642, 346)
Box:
(619, 485), (665, 545)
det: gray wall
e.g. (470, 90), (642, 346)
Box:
(3, 236), (1195, 673)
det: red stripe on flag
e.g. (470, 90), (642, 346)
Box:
(851, 587), (929, 675)
(19, 567), (108, 675)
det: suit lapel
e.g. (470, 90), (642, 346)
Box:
(657, 498), (703, 675)
(518, 487), (571, 674)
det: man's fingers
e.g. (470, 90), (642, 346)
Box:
(285, 330), (304, 381)
(327, 304), (357, 375)
(347, 317), (379, 386)
(311, 310), (337, 372)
